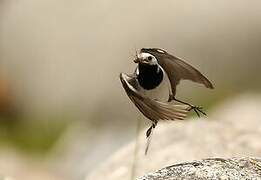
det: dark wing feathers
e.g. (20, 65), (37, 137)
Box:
(168, 55), (214, 88)
(141, 48), (214, 97)
(120, 73), (189, 122)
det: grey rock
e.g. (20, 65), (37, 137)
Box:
(138, 157), (261, 180)
(86, 94), (261, 180)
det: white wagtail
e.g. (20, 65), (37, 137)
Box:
(120, 48), (213, 153)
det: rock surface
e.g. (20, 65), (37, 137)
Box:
(138, 157), (261, 180)
(85, 94), (261, 180)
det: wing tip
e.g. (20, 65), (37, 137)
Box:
(119, 72), (130, 83)
(204, 79), (214, 89)
(119, 73), (124, 84)
(119, 72), (124, 78)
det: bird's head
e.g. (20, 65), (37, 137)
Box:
(134, 51), (158, 65)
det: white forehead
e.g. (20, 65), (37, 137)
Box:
(138, 52), (158, 65)
(137, 52), (153, 58)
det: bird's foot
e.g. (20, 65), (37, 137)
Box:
(173, 97), (207, 117)
(188, 105), (206, 117)
(146, 122), (157, 138)
(146, 126), (153, 138)
(145, 122), (157, 155)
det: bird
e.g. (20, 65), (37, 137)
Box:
(120, 48), (213, 153)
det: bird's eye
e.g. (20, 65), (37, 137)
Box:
(148, 56), (152, 60)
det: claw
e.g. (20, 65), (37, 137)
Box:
(189, 106), (207, 117)
(194, 108), (200, 117)
(173, 98), (207, 117)
(197, 107), (207, 116)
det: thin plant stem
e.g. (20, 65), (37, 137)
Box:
(130, 114), (142, 180)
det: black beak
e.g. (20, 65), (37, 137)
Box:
(134, 58), (141, 63)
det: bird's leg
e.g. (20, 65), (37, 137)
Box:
(146, 121), (157, 138)
(167, 95), (173, 102)
(145, 121), (157, 155)
(173, 98), (206, 117)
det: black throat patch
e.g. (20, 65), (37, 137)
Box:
(137, 63), (164, 90)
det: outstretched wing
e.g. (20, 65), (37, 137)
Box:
(141, 48), (214, 98)
(119, 73), (189, 122)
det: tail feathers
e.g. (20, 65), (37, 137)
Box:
(152, 100), (190, 121)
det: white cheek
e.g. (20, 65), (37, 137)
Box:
(135, 66), (139, 75)
(150, 58), (158, 65)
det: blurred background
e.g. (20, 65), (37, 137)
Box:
(0, 0), (260, 179)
